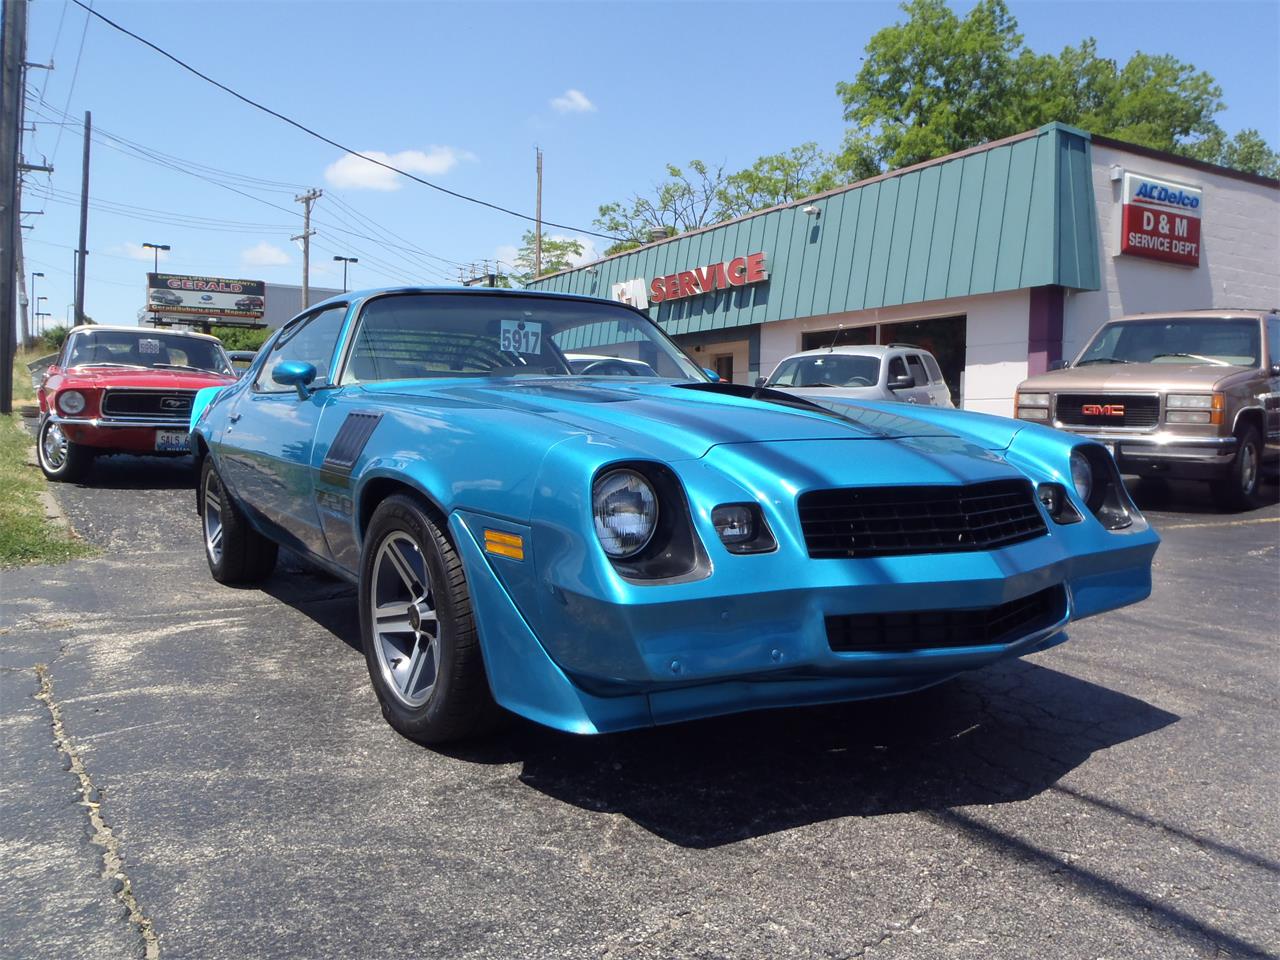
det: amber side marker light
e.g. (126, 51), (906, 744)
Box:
(483, 529), (525, 560)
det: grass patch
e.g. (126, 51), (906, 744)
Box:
(11, 348), (44, 406)
(0, 414), (94, 566)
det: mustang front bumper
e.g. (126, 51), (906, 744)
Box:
(449, 509), (1157, 735)
(45, 413), (190, 452)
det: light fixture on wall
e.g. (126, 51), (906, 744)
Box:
(802, 205), (821, 218)
(1109, 164), (1125, 182)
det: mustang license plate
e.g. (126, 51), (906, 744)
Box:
(155, 429), (189, 453)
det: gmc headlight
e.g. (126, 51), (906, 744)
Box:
(1167, 393), (1223, 425)
(58, 390), (86, 415)
(1018, 392), (1050, 407)
(592, 470), (658, 559)
(1166, 394), (1213, 408)
(1069, 449), (1093, 505)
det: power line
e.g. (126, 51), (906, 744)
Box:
(49, 0), (92, 167)
(68, 0), (621, 242)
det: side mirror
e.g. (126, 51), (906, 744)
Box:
(1049, 359), (1069, 371)
(888, 373), (914, 390)
(755, 376), (768, 388)
(703, 367), (721, 382)
(272, 360), (317, 399)
(1270, 363), (1280, 377)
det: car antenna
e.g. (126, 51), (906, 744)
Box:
(826, 324), (843, 352)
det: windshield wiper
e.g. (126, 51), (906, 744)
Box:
(1075, 357), (1132, 366)
(1151, 352), (1229, 366)
(78, 362), (148, 369)
(150, 363), (219, 373)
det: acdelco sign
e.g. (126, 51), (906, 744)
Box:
(1119, 172), (1203, 267)
(648, 252), (768, 304)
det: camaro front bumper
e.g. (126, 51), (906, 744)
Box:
(448, 510), (1158, 735)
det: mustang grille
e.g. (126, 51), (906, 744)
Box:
(1055, 393), (1159, 428)
(826, 585), (1065, 653)
(101, 389), (195, 419)
(798, 479), (1046, 559)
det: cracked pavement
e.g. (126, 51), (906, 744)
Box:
(1, 448), (1277, 959)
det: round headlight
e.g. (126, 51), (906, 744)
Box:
(592, 470), (658, 559)
(58, 390), (86, 415)
(1069, 450), (1093, 505)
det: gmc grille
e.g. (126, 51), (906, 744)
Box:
(798, 479), (1046, 560)
(101, 389), (195, 419)
(1056, 393), (1159, 428)
(826, 585), (1065, 654)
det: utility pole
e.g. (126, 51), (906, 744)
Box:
(74, 110), (90, 324)
(292, 188), (321, 309)
(1, 0), (29, 413)
(534, 147), (543, 279)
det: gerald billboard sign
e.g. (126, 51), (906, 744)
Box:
(146, 273), (266, 320)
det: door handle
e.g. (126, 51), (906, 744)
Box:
(229, 413), (242, 424)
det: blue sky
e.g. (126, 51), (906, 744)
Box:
(19, 0), (1280, 330)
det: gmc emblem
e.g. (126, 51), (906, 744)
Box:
(160, 397), (189, 411)
(1082, 403), (1125, 417)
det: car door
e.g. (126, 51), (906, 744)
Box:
(1265, 316), (1280, 455)
(219, 303), (350, 558)
(920, 352), (953, 407)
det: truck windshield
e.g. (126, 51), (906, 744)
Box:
(341, 293), (706, 383)
(1077, 319), (1260, 367)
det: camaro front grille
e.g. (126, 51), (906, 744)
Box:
(100, 389), (195, 420)
(826, 585), (1065, 653)
(1055, 393), (1159, 428)
(797, 479), (1047, 559)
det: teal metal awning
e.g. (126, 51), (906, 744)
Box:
(528, 123), (1100, 336)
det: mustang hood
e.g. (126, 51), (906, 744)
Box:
(62, 366), (234, 389)
(361, 379), (960, 460)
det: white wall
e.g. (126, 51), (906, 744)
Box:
(1063, 143), (1280, 358)
(757, 290), (1030, 417)
(685, 338), (751, 384)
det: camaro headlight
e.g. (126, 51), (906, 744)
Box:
(592, 470), (658, 559)
(58, 390), (86, 415)
(1069, 449), (1093, 505)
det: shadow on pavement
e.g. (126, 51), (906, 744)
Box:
(79, 453), (198, 490)
(1126, 475), (1279, 515)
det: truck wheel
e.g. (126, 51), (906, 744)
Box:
(1211, 424), (1264, 511)
(199, 457), (278, 583)
(37, 417), (92, 483)
(359, 494), (499, 744)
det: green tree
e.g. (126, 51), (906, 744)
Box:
(1217, 129), (1280, 178)
(717, 143), (842, 219)
(508, 229), (584, 285)
(594, 160), (727, 245)
(210, 326), (271, 351)
(836, 0), (1271, 176)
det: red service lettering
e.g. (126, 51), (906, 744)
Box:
(745, 252), (768, 283)
(648, 277), (667, 303)
(727, 257), (748, 286)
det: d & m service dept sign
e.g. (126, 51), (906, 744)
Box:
(1119, 172), (1203, 267)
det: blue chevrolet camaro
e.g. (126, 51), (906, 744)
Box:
(190, 287), (1158, 743)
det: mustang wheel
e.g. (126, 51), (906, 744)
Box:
(37, 417), (92, 483)
(1211, 423), (1264, 511)
(359, 494), (498, 744)
(199, 458), (278, 584)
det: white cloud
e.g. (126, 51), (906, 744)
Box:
(550, 89), (596, 114)
(324, 146), (473, 191)
(111, 242), (169, 263)
(241, 241), (292, 267)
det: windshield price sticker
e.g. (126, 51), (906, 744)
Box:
(500, 319), (542, 354)
(139, 339), (161, 355)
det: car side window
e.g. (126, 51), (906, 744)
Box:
(922, 353), (944, 383)
(1267, 318), (1279, 367)
(254, 305), (349, 392)
(906, 354), (929, 386)
(888, 356), (909, 382)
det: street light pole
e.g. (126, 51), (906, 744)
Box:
(30, 272), (43, 343)
(142, 242), (169, 275)
(333, 255), (357, 293)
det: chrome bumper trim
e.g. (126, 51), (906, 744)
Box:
(47, 414), (190, 430)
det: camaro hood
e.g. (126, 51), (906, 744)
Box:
(1019, 362), (1249, 392)
(360, 378), (961, 460)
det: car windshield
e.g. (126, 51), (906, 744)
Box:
(65, 330), (233, 375)
(1076, 318), (1260, 367)
(767, 354), (881, 388)
(342, 293), (706, 383)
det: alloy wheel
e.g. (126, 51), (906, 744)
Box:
(41, 420), (68, 470)
(370, 530), (440, 708)
(203, 469), (225, 566)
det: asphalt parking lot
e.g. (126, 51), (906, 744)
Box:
(2, 445), (1278, 960)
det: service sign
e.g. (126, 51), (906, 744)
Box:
(1119, 173), (1203, 267)
(146, 273), (266, 320)
(648, 252), (768, 304)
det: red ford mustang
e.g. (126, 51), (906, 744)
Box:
(36, 325), (238, 482)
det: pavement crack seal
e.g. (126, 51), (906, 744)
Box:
(34, 663), (161, 960)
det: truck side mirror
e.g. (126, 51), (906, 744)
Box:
(755, 376), (768, 388)
(1049, 359), (1069, 371)
(888, 373), (914, 390)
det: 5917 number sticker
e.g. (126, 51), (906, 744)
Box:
(499, 319), (542, 354)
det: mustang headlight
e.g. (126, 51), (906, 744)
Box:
(592, 470), (658, 559)
(1069, 449), (1093, 504)
(58, 390), (86, 415)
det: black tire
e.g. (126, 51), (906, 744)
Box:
(359, 494), (499, 744)
(1210, 423), (1264, 511)
(199, 457), (278, 584)
(36, 416), (93, 483)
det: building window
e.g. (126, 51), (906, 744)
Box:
(713, 354), (734, 382)
(801, 325), (876, 351)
